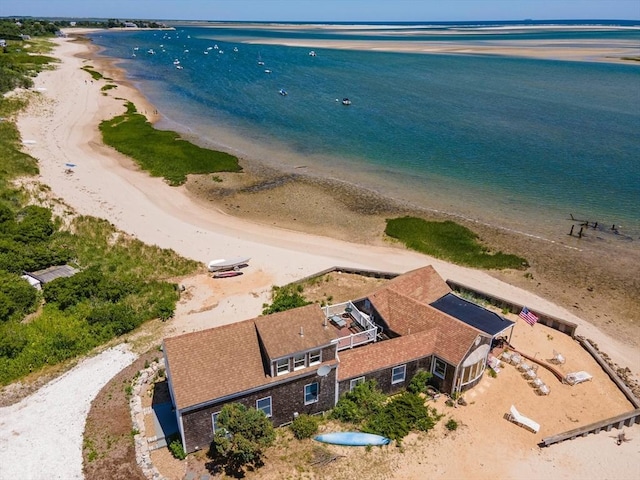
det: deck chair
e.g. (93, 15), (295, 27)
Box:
(551, 350), (566, 365)
(536, 383), (550, 396)
(564, 371), (593, 385)
(507, 405), (540, 433)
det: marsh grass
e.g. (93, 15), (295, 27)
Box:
(100, 102), (242, 185)
(385, 216), (527, 269)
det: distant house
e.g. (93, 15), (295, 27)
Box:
(22, 265), (79, 290)
(163, 265), (515, 453)
(0, 40), (6, 48)
(123, 22), (138, 28)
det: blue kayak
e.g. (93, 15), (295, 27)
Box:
(314, 432), (390, 446)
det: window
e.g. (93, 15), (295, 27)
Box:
(461, 358), (485, 385)
(309, 349), (322, 366)
(276, 358), (289, 376)
(256, 396), (272, 417)
(433, 358), (447, 379)
(211, 411), (220, 433)
(349, 377), (365, 391)
(304, 382), (319, 404)
(391, 365), (406, 384)
(293, 353), (306, 371)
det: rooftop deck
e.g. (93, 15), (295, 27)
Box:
(323, 301), (378, 351)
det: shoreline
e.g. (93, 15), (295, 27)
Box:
(15, 35), (639, 371)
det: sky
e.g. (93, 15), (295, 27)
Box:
(2, 0), (639, 23)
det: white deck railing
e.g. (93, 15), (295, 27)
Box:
(325, 302), (378, 351)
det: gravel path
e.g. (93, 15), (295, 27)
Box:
(0, 345), (136, 480)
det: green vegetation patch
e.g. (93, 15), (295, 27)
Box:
(80, 65), (103, 80)
(0, 41), (57, 94)
(385, 216), (527, 269)
(100, 102), (242, 185)
(262, 283), (310, 315)
(331, 379), (441, 444)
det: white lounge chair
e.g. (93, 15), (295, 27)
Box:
(536, 383), (550, 396)
(507, 405), (540, 433)
(564, 371), (593, 385)
(551, 350), (566, 365)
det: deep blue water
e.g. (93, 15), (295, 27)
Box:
(89, 22), (640, 241)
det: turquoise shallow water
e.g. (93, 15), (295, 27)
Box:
(89, 22), (640, 243)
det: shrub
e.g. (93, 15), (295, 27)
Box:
(407, 370), (433, 394)
(168, 435), (186, 460)
(331, 380), (385, 424)
(290, 414), (320, 439)
(445, 418), (459, 431)
(363, 392), (437, 441)
(262, 284), (311, 315)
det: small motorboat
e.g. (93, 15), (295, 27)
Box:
(309, 50), (317, 56)
(279, 88), (288, 96)
(264, 69), (272, 74)
(342, 98), (352, 105)
(233, 47), (239, 52)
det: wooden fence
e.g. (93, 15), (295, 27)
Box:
(540, 409), (640, 447)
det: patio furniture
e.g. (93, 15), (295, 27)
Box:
(524, 368), (537, 380)
(564, 371), (593, 385)
(531, 377), (544, 388)
(507, 405), (540, 433)
(551, 350), (566, 365)
(536, 383), (550, 395)
(501, 351), (512, 363)
(330, 315), (347, 328)
(518, 361), (531, 372)
(510, 354), (522, 365)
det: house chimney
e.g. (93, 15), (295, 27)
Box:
(300, 326), (304, 337)
(323, 317), (328, 329)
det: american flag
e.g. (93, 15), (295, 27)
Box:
(519, 307), (539, 326)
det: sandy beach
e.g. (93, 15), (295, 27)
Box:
(6, 32), (640, 478)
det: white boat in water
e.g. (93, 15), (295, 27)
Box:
(207, 257), (251, 272)
(309, 50), (317, 56)
(279, 88), (288, 96)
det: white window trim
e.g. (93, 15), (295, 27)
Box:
(309, 349), (322, 366)
(349, 376), (365, 391)
(304, 382), (319, 405)
(276, 358), (290, 376)
(256, 396), (272, 417)
(391, 365), (406, 384)
(211, 411), (221, 433)
(433, 358), (447, 379)
(293, 353), (306, 371)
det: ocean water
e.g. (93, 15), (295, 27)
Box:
(88, 22), (640, 244)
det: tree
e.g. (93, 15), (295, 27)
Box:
(208, 403), (276, 477)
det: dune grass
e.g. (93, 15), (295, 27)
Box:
(100, 102), (242, 185)
(385, 216), (527, 270)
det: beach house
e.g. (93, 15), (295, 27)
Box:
(163, 265), (515, 453)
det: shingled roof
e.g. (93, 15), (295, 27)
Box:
(337, 329), (437, 381)
(380, 265), (451, 304)
(164, 319), (266, 411)
(254, 304), (336, 360)
(164, 304), (339, 411)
